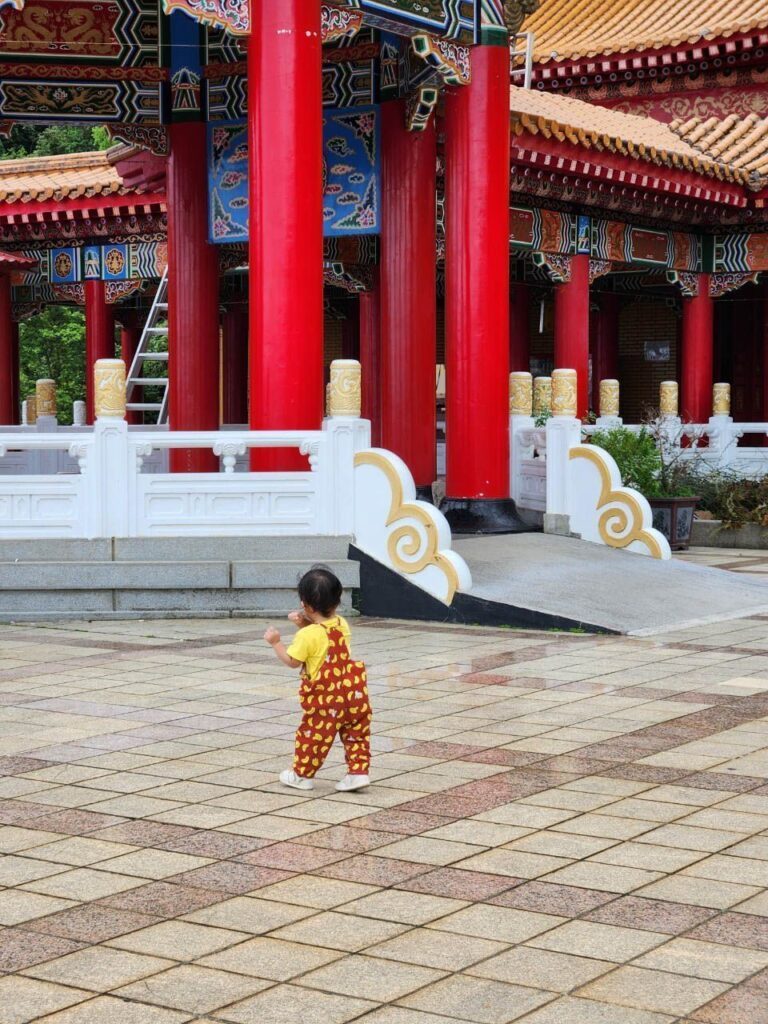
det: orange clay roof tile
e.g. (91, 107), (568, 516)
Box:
(527, 0), (768, 64)
(510, 85), (768, 188)
(0, 149), (135, 204)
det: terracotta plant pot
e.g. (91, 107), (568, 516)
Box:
(647, 496), (700, 551)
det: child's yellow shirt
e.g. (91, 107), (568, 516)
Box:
(286, 615), (351, 681)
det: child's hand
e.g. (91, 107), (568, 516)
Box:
(288, 609), (306, 627)
(264, 626), (281, 646)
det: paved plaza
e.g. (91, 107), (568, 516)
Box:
(3, 615), (768, 1021)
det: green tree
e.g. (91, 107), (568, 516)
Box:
(19, 307), (91, 424)
(0, 123), (110, 159)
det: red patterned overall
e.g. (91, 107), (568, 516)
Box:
(293, 625), (371, 779)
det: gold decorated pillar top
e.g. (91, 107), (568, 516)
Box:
(25, 395), (37, 425)
(94, 359), (127, 420)
(36, 378), (57, 418)
(329, 359), (361, 418)
(713, 382), (731, 416)
(509, 372), (533, 416)
(660, 380), (678, 417)
(533, 376), (552, 416)
(599, 379), (619, 418)
(552, 368), (578, 418)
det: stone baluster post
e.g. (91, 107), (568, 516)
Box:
(509, 371), (534, 507)
(545, 368), (581, 535)
(35, 378), (58, 473)
(87, 359), (130, 539)
(596, 379), (622, 429)
(708, 382), (736, 471)
(324, 359), (370, 536)
(659, 380), (682, 462)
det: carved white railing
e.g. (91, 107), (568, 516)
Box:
(0, 359), (472, 606)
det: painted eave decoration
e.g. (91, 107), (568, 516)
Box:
(208, 106), (380, 245)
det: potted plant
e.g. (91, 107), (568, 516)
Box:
(589, 420), (700, 551)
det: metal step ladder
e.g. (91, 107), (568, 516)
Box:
(126, 267), (169, 423)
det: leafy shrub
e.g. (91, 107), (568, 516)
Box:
(590, 427), (661, 496)
(692, 471), (768, 528)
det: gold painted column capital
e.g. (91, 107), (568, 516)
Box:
(94, 359), (127, 420)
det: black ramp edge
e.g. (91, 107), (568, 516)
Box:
(348, 546), (615, 634)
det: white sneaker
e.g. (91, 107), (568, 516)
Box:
(280, 769), (313, 791)
(336, 774), (370, 792)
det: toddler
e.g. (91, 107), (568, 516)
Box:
(264, 566), (371, 792)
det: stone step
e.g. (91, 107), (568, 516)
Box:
(0, 536), (353, 563)
(0, 559), (358, 591)
(0, 589), (355, 616)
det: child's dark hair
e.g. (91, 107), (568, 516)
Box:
(298, 565), (343, 617)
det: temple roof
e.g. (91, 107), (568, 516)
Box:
(0, 146), (160, 204)
(670, 114), (768, 189)
(509, 86), (767, 190)
(526, 0), (768, 64)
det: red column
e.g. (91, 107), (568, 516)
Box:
(681, 274), (714, 423)
(591, 292), (620, 410)
(10, 320), (19, 425)
(248, 1), (323, 470)
(0, 276), (14, 424)
(167, 122), (220, 470)
(380, 100), (436, 490)
(222, 304), (248, 424)
(762, 285), (768, 424)
(554, 254), (590, 419)
(509, 281), (530, 373)
(359, 272), (381, 446)
(85, 279), (115, 423)
(444, 46), (518, 529)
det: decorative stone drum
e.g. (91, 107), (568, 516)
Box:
(329, 359), (361, 418)
(713, 382), (731, 416)
(72, 401), (86, 427)
(599, 379), (620, 418)
(552, 368), (578, 418)
(26, 396), (37, 425)
(533, 376), (552, 416)
(509, 372), (533, 416)
(94, 359), (126, 419)
(36, 379), (57, 417)
(660, 381), (678, 417)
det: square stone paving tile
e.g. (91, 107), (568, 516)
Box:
(31, 994), (193, 1023)
(528, 921), (668, 961)
(634, 937), (768, 982)
(213, 982), (376, 1024)
(109, 920), (248, 961)
(584, 895), (716, 934)
(198, 935), (343, 981)
(0, 927), (85, 972)
(0, 976), (92, 1024)
(578, 966), (730, 1016)
(512, 996), (677, 1023)
(397, 974), (555, 1023)
(21, 866), (147, 901)
(270, 910), (408, 951)
(297, 954), (445, 1002)
(468, 946), (614, 992)
(114, 964), (271, 1015)
(0, 890), (75, 926)
(24, 945), (173, 991)
(690, 982), (768, 1023)
(366, 927), (507, 971)
(428, 904), (565, 944)
(182, 895), (315, 935)
(340, 889), (468, 925)
(488, 880), (615, 916)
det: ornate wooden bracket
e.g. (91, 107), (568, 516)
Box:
(709, 271), (760, 298)
(323, 261), (373, 294)
(106, 124), (169, 157)
(532, 252), (572, 284)
(405, 85), (439, 132)
(412, 34), (471, 86)
(321, 3), (364, 42)
(589, 259), (613, 285)
(162, 0), (250, 37)
(666, 270), (699, 297)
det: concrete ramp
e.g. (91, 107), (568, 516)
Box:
(454, 534), (768, 635)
